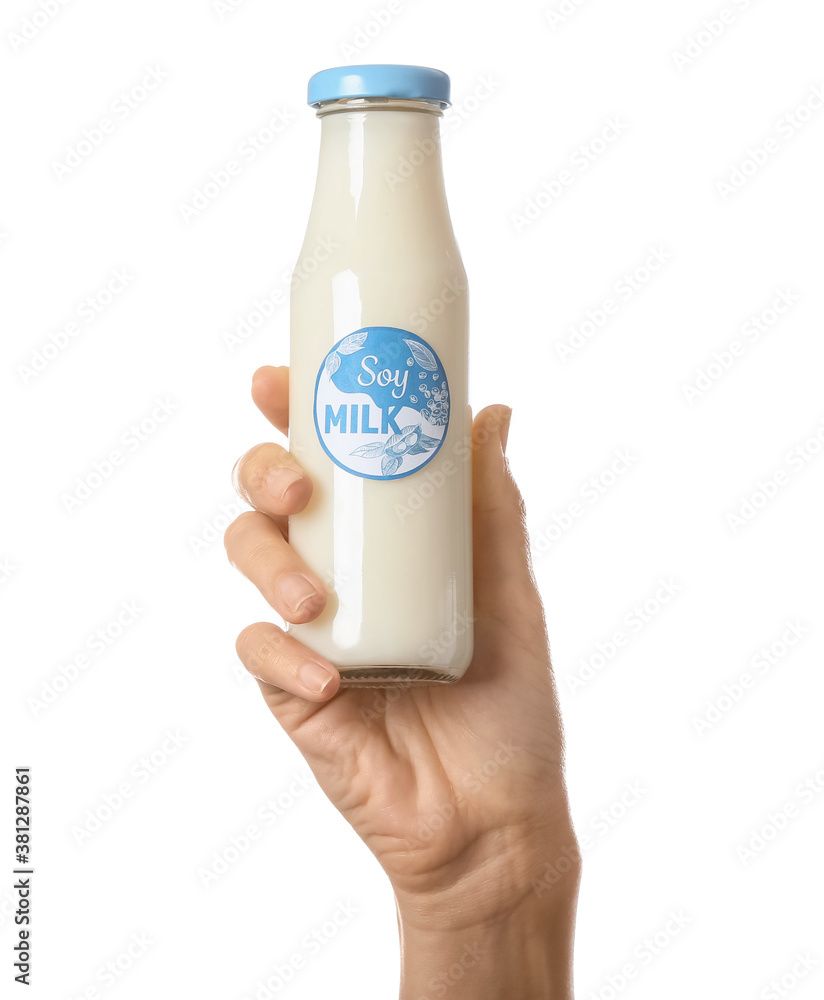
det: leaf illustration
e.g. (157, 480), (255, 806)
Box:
(417, 433), (441, 447)
(350, 442), (386, 458)
(338, 332), (368, 355)
(404, 338), (437, 371)
(406, 442), (429, 455)
(382, 455), (401, 476)
(324, 351), (341, 378)
(384, 431), (406, 450)
(401, 424), (418, 435)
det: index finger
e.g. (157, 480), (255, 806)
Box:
(252, 365), (289, 435)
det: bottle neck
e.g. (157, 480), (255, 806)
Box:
(308, 99), (451, 238)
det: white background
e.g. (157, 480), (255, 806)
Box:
(2, 0), (823, 997)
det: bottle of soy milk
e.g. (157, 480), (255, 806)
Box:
(288, 65), (472, 686)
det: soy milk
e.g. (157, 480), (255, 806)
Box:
(288, 65), (472, 685)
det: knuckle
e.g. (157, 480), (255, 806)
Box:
(232, 448), (252, 501)
(237, 625), (286, 678)
(223, 509), (266, 554)
(235, 624), (260, 659)
(252, 366), (276, 392)
(234, 443), (286, 502)
(243, 535), (279, 580)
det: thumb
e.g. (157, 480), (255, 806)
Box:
(471, 405), (547, 639)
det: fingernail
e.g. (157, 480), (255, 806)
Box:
(500, 407), (512, 454)
(298, 660), (335, 695)
(277, 573), (319, 614)
(267, 467), (303, 500)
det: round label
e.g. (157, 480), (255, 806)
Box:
(313, 326), (450, 481)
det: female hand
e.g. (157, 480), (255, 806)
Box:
(225, 365), (579, 998)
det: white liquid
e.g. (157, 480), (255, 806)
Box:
(288, 98), (473, 686)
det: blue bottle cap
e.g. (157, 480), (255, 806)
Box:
(307, 64), (450, 109)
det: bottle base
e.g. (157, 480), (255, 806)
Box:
(338, 666), (460, 688)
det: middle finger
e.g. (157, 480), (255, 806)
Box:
(233, 442), (312, 518)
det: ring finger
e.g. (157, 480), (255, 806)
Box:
(233, 442), (312, 520)
(224, 510), (327, 624)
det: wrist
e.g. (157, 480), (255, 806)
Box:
(395, 843), (580, 1000)
(397, 892), (577, 1000)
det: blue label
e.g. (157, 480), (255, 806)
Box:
(313, 326), (450, 480)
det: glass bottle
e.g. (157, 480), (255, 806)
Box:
(288, 65), (472, 686)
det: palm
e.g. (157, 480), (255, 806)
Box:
(257, 600), (566, 908)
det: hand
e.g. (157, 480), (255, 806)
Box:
(225, 365), (580, 998)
